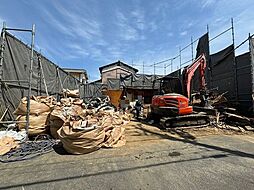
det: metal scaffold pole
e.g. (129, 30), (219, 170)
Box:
(0, 22), (6, 81)
(179, 46), (182, 68)
(0, 22), (6, 117)
(153, 63), (155, 76)
(231, 18), (238, 101)
(191, 36), (194, 62)
(0, 22), (36, 126)
(171, 59), (173, 72)
(249, 33), (254, 114)
(38, 53), (48, 96)
(26, 24), (35, 138)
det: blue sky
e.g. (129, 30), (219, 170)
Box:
(0, 0), (254, 81)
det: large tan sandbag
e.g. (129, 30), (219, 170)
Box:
(17, 112), (50, 136)
(13, 97), (51, 116)
(62, 89), (80, 98)
(49, 104), (85, 138)
(50, 107), (66, 121)
(57, 121), (105, 154)
(49, 118), (64, 139)
(103, 126), (126, 148)
(49, 108), (65, 139)
(34, 96), (57, 107)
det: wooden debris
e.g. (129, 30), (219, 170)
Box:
(224, 112), (251, 126)
(0, 136), (19, 156)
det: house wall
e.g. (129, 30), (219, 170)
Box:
(101, 66), (135, 84)
(68, 72), (87, 83)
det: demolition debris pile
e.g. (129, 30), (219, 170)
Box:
(0, 92), (129, 158)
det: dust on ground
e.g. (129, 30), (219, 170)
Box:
(124, 120), (254, 148)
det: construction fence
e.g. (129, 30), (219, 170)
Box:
(168, 33), (254, 114)
(0, 31), (80, 120)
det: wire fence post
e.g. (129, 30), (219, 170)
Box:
(26, 24), (35, 138)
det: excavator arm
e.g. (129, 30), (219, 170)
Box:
(183, 53), (206, 99)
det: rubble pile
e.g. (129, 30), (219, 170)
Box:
(49, 97), (85, 138)
(14, 96), (56, 136)
(48, 96), (129, 154)
(8, 95), (130, 156)
(56, 107), (129, 154)
(62, 89), (80, 98)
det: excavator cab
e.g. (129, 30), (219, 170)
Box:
(151, 75), (193, 117)
(159, 76), (183, 95)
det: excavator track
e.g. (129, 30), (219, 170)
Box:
(160, 114), (210, 128)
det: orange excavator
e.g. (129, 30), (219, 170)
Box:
(150, 53), (210, 128)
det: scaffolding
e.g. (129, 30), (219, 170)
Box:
(131, 18), (236, 77)
(0, 22), (81, 139)
(0, 22), (35, 138)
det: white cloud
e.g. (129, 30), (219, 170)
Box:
(180, 31), (188, 36)
(168, 32), (174, 37)
(201, 0), (216, 9)
(149, 22), (158, 32)
(115, 11), (139, 41)
(42, 9), (75, 38)
(131, 9), (145, 31)
(51, 2), (102, 42)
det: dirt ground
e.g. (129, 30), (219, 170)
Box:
(124, 120), (253, 144)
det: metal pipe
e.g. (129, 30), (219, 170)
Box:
(191, 36), (194, 61)
(0, 22), (6, 81)
(0, 80), (29, 83)
(249, 33), (254, 114)
(0, 22), (6, 111)
(153, 63), (155, 76)
(38, 54), (48, 96)
(26, 24), (35, 138)
(181, 59), (193, 66)
(181, 38), (199, 52)
(231, 18), (238, 101)
(179, 46), (182, 68)
(231, 18), (235, 46)
(57, 67), (64, 93)
(4, 28), (32, 32)
(0, 120), (27, 124)
(209, 27), (231, 42)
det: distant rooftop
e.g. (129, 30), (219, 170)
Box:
(99, 60), (138, 73)
(63, 68), (88, 80)
(63, 68), (87, 73)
